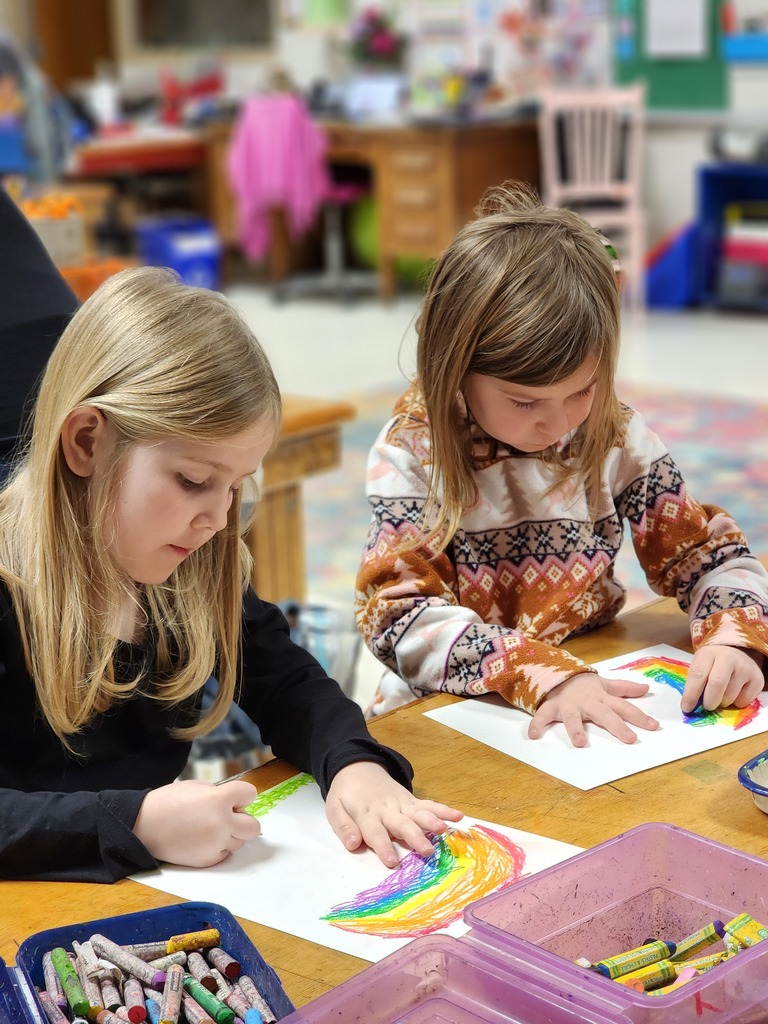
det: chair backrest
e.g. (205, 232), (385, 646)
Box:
(537, 83), (645, 209)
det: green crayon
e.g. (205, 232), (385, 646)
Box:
(182, 978), (234, 1024)
(50, 948), (90, 1018)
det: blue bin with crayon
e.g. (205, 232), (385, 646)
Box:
(8, 902), (294, 1023)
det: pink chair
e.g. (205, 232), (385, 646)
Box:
(227, 93), (376, 301)
(537, 83), (646, 314)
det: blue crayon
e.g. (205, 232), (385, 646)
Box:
(145, 999), (161, 1024)
(244, 1010), (263, 1024)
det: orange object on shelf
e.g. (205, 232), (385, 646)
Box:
(60, 256), (138, 303)
(20, 192), (84, 219)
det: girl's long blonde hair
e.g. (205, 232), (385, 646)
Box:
(0, 266), (282, 746)
(416, 180), (623, 550)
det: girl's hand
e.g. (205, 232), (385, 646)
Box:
(681, 647), (765, 714)
(528, 672), (659, 747)
(134, 779), (261, 867)
(325, 762), (464, 868)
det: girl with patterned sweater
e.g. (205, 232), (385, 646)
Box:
(355, 182), (768, 746)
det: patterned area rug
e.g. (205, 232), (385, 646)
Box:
(303, 383), (768, 616)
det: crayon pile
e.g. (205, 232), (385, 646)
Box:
(576, 914), (768, 996)
(36, 927), (277, 1024)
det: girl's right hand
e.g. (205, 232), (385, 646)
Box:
(528, 672), (659, 747)
(133, 779), (261, 867)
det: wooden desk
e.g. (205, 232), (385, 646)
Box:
(3, 593), (768, 1008)
(73, 131), (208, 176)
(249, 394), (356, 604)
(204, 117), (540, 299)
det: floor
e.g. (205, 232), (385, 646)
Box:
(226, 283), (768, 709)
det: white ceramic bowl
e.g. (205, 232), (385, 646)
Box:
(738, 750), (768, 813)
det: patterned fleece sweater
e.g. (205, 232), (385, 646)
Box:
(355, 387), (768, 716)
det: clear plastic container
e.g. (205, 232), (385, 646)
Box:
(279, 933), (621, 1024)
(464, 822), (768, 1024)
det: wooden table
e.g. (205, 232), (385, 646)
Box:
(3, 592), (768, 1008)
(248, 394), (356, 604)
(204, 116), (540, 299)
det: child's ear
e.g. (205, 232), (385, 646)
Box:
(61, 406), (108, 477)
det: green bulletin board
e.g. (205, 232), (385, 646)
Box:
(613, 0), (727, 110)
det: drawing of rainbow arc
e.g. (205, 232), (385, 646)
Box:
(323, 825), (526, 938)
(616, 655), (761, 729)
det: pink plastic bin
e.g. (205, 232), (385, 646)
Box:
(464, 822), (768, 1024)
(279, 933), (621, 1024)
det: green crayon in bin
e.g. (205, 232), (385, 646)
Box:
(595, 939), (676, 979)
(182, 977), (235, 1024)
(50, 947), (90, 1018)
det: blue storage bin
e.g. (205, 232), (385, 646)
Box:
(12, 901), (294, 1023)
(646, 223), (699, 309)
(0, 124), (30, 174)
(0, 957), (29, 1024)
(136, 216), (222, 290)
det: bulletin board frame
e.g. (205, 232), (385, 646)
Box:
(612, 0), (727, 110)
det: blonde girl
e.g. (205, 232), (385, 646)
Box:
(0, 265), (461, 882)
(356, 181), (768, 744)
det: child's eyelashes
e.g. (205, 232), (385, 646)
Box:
(176, 473), (208, 492)
(509, 385), (594, 411)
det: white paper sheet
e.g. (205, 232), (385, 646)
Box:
(645, 0), (708, 58)
(424, 644), (768, 791)
(134, 776), (580, 962)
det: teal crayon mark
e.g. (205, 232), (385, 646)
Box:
(243, 772), (313, 818)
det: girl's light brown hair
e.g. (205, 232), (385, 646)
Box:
(416, 180), (623, 550)
(0, 266), (282, 746)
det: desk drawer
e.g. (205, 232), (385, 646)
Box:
(388, 146), (441, 175)
(389, 215), (442, 249)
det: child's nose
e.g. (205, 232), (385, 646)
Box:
(539, 406), (569, 439)
(196, 491), (232, 532)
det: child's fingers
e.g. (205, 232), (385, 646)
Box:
(419, 802), (465, 827)
(608, 697), (659, 733)
(325, 801), (365, 854)
(229, 810), (262, 841)
(562, 709), (588, 747)
(390, 818), (435, 860)
(603, 677), (649, 698)
(734, 675), (765, 707)
(527, 701), (558, 739)
(358, 819), (401, 868)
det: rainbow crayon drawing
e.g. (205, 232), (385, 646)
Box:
(323, 825), (526, 938)
(615, 655), (761, 730)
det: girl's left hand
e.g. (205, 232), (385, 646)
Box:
(325, 761), (464, 868)
(681, 646), (765, 714)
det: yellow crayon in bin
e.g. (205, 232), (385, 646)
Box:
(670, 920), (725, 961)
(166, 929), (220, 954)
(595, 940), (676, 979)
(617, 959), (677, 992)
(724, 913), (768, 949)
(678, 951), (728, 974)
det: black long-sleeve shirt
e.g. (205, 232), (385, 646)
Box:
(0, 187), (78, 462)
(0, 585), (413, 883)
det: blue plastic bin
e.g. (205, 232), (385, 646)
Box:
(12, 901), (294, 1023)
(0, 123), (30, 174)
(646, 223), (698, 309)
(136, 215), (222, 289)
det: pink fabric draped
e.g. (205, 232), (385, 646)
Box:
(227, 93), (331, 261)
